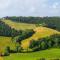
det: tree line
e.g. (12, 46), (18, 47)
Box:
(0, 20), (22, 37)
(3, 16), (60, 31)
(29, 34), (60, 52)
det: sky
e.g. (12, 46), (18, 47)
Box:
(0, 0), (60, 17)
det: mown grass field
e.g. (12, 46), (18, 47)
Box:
(4, 48), (60, 60)
(2, 20), (36, 30)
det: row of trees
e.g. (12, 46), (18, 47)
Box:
(29, 34), (60, 52)
(3, 16), (60, 30)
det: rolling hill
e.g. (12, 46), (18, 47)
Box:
(1, 19), (60, 50)
(0, 19), (60, 60)
(2, 20), (36, 30)
(21, 27), (60, 49)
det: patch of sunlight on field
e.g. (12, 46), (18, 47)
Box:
(2, 20), (36, 30)
(21, 27), (60, 49)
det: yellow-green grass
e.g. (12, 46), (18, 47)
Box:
(0, 36), (16, 53)
(2, 20), (36, 30)
(0, 57), (3, 60)
(21, 27), (60, 49)
(4, 48), (60, 60)
(1, 20), (60, 50)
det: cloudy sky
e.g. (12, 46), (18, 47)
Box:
(0, 0), (60, 17)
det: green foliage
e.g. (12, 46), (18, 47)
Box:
(39, 58), (46, 60)
(16, 29), (35, 43)
(4, 46), (10, 56)
(29, 34), (60, 52)
(0, 20), (22, 37)
(29, 40), (38, 49)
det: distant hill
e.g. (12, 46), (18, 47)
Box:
(3, 16), (60, 31)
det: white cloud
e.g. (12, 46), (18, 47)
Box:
(0, 0), (60, 17)
(0, 0), (11, 9)
(52, 2), (59, 9)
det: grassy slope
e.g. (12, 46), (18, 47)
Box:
(2, 20), (36, 30)
(21, 27), (60, 49)
(0, 36), (16, 53)
(1, 20), (60, 49)
(4, 48), (60, 60)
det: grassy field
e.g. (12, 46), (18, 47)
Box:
(0, 36), (16, 53)
(4, 48), (60, 60)
(2, 20), (36, 30)
(0, 57), (3, 60)
(21, 27), (60, 49)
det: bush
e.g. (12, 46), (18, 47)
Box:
(39, 58), (45, 60)
(51, 58), (60, 60)
(4, 46), (10, 56)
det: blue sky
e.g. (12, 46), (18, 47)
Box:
(0, 0), (60, 17)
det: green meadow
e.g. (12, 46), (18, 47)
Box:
(4, 48), (60, 60)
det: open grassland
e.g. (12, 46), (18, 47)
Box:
(0, 36), (16, 53)
(2, 20), (36, 30)
(4, 48), (60, 60)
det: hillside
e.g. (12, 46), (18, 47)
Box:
(4, 48), (60, 60)
(21, 27), (60, 49)
(3, 17), (60, 31)
(1, 20), (60, 49)
(2, 20), (36, 30)
(0, 19), (60, 60)
(0, 36), (15, 53)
